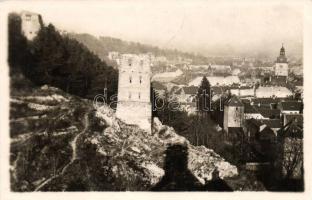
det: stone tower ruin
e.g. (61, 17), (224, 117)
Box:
(116, 54), (152, 133)
(20, 11), (42, 41)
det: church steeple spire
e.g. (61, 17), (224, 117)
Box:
(274, 44), (289, 78)
(280, 43), (285, 56)
(277, 44), (287, 63)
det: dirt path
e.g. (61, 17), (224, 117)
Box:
(61, 112), (89, 174)
(35, 110), (90, 191)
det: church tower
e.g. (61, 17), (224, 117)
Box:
(116, 54), (152, 133)
(274, 45), (289, 77)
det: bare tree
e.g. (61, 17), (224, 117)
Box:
(281, 137), (303, 179)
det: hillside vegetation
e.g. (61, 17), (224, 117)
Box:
(9, 12), (241, 191)
(10, 78), (238, 191)
(9, 13), (118, 100)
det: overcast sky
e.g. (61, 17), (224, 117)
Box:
(11, 0), (303, 58)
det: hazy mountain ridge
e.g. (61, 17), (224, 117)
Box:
(67, 33), (210, 64)
(68, 32), (303, 63)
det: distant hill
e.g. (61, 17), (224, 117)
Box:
(67, 33), (210, 65)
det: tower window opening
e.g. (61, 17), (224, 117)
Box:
(129, 92), (131, 99)
(140, 60), (144, 70)
(138, 92), (141, 99)
(129, 76), (132, 83)
(139, 76), (142, 84)
(128, 58), (132, 67)
(25, 14), (31, 21)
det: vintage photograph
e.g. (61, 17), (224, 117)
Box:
(4, 0), (304, 193)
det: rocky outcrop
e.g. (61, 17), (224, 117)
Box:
(93, 106), (238, 186)
(10, 84), (238, 191)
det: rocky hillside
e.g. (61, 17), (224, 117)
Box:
(10, 79), (238, 191)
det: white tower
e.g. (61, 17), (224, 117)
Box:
(20, 11), (42, 41)
(223, 95), (244, 133)
(274, 45), (288, 77)
(116, 54), (152, 133)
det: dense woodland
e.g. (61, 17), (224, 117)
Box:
(9, 13), (118, 100)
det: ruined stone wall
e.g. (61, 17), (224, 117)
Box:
(20, 11), (42, 40)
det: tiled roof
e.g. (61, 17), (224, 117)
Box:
(268, 76), (288, 87)
(228, 86), (253, 90)
(175, 88), (183, 95)
(224, 95), (244, 106)
(293, 79), (303, 86)
(152, 81), (166, 90)
(175, 86), (198, 95)
(169, 85), (180, 94)
(259, 126), (275, 138)
(261, 119), (282, 129)
(284, 114), (303, 126)
(246, 118), (262, 127)
(258, 108), (281, 118)
(228, 127), (244, 136)
(171, 75), (189, 85)
(241, 99), (251, 103)
(183, 86), (199, 95)
(189, 76), (240, 86)
(253, 103), (272, 109)
(247, 118), (282, 129)
(211, 86), (223, 95)
(152, 69), (183, 82)
(255, 86), (292, 98)
(243, 103), (259, 114)
(253, 98), (280, 105)
(279, 120), (303, 139)
(280, 101), (303, 111)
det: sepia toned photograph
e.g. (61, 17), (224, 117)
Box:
(0, 0), (311, 198)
